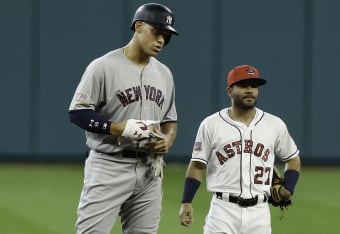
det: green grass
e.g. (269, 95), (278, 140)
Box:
(0, 164), (339, 234)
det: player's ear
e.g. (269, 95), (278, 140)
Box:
(226, 86), (232, 97)
(135, 21), (143, 33)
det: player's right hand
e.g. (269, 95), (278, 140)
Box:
(179, 203), (193, 227)
(121, 119), (160, 141)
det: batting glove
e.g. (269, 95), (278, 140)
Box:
(151, 155), (166, 179)
(121, 119), (161, 141)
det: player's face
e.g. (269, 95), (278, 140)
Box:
(136, 22), (171, 56)
(228, 80), (259, 110)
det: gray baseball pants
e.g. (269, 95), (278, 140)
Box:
(75, 150), (162, 234)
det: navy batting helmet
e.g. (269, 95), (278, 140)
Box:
(130, 3), (179, 36)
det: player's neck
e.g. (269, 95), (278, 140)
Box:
(228, 107), (256, 126)
(123, 44), (150, 68)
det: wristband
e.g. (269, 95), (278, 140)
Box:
(284, 170), (299, 195)
(181, 177), (201, 203)
(69, 109), (111, 134)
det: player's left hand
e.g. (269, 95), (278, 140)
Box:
(278, 186), (291, 200)
(270, 185), (292, 203)
(145, 127), (170, 155)
(269, 166), (292, 219)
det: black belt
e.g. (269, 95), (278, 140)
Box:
(103, 150), (148, 158)
(216, 192), (267, 207)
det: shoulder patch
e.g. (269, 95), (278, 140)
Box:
(74, 92), (88, 104)
(193, 142), (202, 151)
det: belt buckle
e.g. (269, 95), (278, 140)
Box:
(122, 150), (147, 158)
(236, 197), (249, 207)
(237, 196), (258, 207)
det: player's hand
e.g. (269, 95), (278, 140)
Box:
(279, 186), (292, 200)
(179, 203), (194, 227)
(145, 127), (170, 155)
(120, 119), (160, 141)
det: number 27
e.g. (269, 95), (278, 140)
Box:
(254, 166), (271, 185)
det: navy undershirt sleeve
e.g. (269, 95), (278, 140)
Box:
(68, 109), (111, 134)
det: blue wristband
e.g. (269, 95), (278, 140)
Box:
(69, 109), (111, 134)
(284, 170), (300, 195)
(181, 177), (201, 203)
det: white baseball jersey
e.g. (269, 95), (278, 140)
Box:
(69, 48), (177, 153)
(191, 107), (299, 198)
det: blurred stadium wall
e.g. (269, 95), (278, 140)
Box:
(1, 0), (339, 165)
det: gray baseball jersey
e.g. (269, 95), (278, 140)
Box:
(69, 48), (177, 153)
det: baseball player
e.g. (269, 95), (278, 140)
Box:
(68, 3), (178, 234)
(178, 65), (301, 234)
